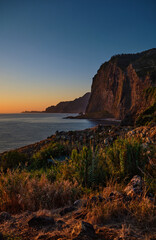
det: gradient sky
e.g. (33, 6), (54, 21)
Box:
(0, 0), (156, 113)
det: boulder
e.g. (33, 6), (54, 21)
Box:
(59, 206), (76, 216)
(81, 221), (95, 237)
(72, 221), (96, 240)
(28, 215), (55, 228)
(124, 175), (143, 197)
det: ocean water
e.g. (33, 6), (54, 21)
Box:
(0, 113), (100, 153)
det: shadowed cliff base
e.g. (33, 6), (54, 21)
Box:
(64, 111), (121, 126)
(65, 111), (114, 119)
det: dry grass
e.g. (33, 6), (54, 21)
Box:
(85, 179), (155, 227)
(117, 224), (132, 239)
(128, 193), (155, 223)
(0, 169), (81, 213)
(0, 169), (155, 239)
(86, 195), (126, 225)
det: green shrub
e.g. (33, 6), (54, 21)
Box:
(55, 137), (147, 187)
(31, 142), (68, 169)
(135, 103), (156, 126)
(103, 137), (147, 179)
(144, 86), (156, 101)
(0, 151), (28, 171)
(57, 146), (95, 187)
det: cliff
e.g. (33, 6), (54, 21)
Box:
(45, 92), (91, 113)
(86, 48), (156, 125)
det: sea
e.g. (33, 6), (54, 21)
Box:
(0, 113), (104, 153)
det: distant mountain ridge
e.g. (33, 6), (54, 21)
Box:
(45, 92), (91, 113)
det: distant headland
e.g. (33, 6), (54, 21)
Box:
(22, 92), (91, 114)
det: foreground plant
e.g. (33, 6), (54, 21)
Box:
(0, 169), (81, 213)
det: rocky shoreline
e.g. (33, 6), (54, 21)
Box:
(0, 123), (155, 159)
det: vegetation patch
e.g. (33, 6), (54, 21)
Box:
(144, 86), (156, 101)
(135, 102), (156, 126)
(0, 126), (155, 240)
(31, 142), (69, 169)
(0, 151), (28, 171)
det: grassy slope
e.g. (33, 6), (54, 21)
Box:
(0, 125), (155, 239)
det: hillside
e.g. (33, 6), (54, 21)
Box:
(0, 124), (155, 239)
(45, 92), (91, 113)
(86, 48), (156, 125)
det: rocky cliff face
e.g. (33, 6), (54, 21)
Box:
(86, 49), (156, 124)
(46, 92), (91, 113)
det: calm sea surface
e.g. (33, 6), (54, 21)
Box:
(0, 113), (101, 153)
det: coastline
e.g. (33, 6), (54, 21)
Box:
(0, 123), (123, 157)
(0, 113), (121, 155)
(0, 113), (97, 154)
(0, 123), (155, 159)
(64, 114), (122, 125)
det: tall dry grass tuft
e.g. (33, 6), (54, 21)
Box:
(86, 198), (126, 224)
(86, 179), (126, 224)
(102, 178), (123, 197)
(86, 180), (155, 226)
(0, 169), (81, 213)
(128, 192), (155, 224)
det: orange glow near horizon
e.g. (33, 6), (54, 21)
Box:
(0, 101), (51, 114)
(0, 96), (79, 113)
(0, 72), (90, 114)
(0, 86), (89, 113)
(0, 98), (68, 114)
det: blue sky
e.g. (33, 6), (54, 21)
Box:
(0, 0), (155, 112)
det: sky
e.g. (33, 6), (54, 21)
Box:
(0, 0), (156, 113)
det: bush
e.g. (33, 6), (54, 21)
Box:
(0, 151), (28, 171)
(31, 142), (68, 169)
(135, 102), (156, 126)
(55, 137), (147, 188)
(57, 146), (97, 187)
(101, 137), (147, 179)
(0, 169), (82, 213)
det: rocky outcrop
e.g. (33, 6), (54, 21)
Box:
(45, 92), (91, 113)
(124, 175), (143, 197)
(28, 215), (55, 228)
(86, 49), (156, 124)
